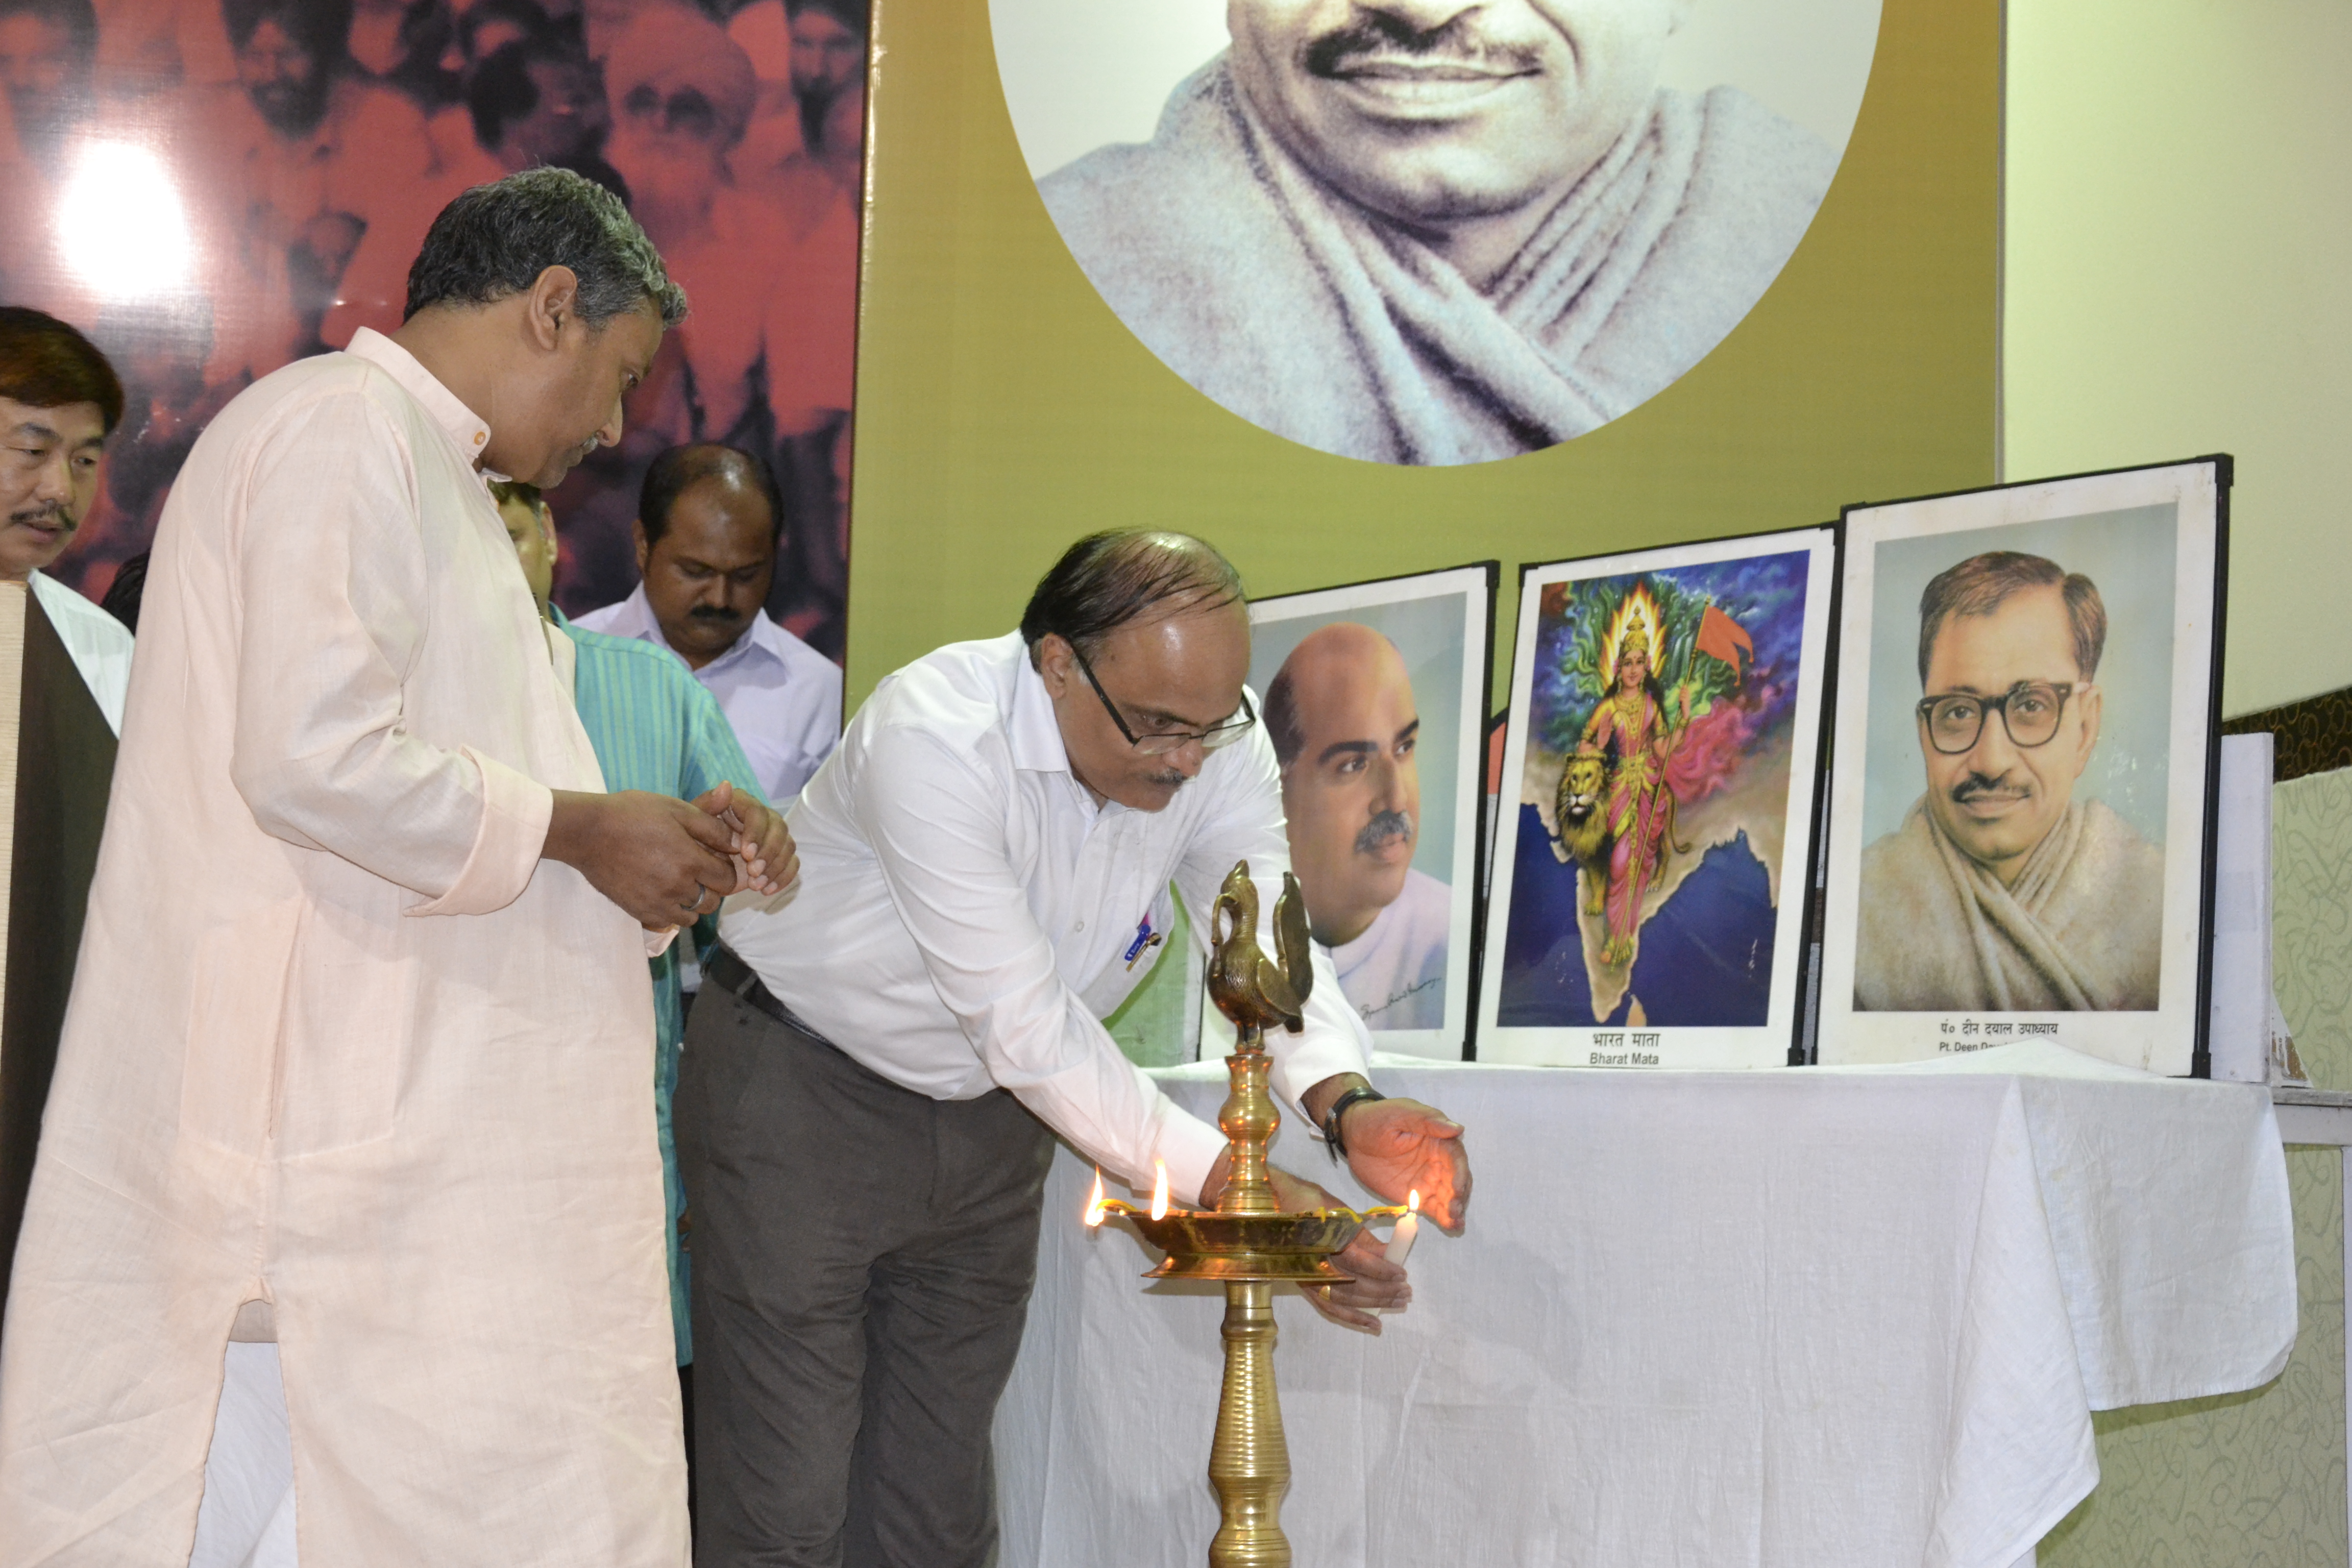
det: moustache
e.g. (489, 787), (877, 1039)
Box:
(1305, 14), (1543, 79)
(6, 501), (73, 531)
(688, 605), (745, 623)
(1949, 772), (2031, 805)
(1142, 769), (1190, 790)
(1355, 810), (1414, 855)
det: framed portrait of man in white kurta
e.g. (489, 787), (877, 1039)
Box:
(1203, 563), (1496, 1060)
(1815, 458), (2230, 1075)
(987, 0), (1882, 464)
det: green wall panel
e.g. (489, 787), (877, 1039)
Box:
(2040, 1147), (2346, 1568)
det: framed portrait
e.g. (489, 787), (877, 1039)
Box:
(1222, 563), (1499, 1060)
(1814, 458), (2231, 1074)
(1478, 529), (1840, 1068)
(987, 0), (1883, 464)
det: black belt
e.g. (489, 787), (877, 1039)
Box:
(704, 945), (835, 1045)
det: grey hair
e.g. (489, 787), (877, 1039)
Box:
(1019, 530), (1244, 668)
(403, 167), (689, 330)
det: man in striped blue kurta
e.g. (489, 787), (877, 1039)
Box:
(497, 480), (765, 1368)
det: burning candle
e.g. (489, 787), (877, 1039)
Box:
(1150, 1160), (1170, 1221)
(1384, 1189), (1421, 1265)
(1085, 1168), (1107, 1228)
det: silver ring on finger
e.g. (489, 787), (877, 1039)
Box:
(679, 884), (709, 914)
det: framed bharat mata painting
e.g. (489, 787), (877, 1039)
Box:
(1814, 458), (2231, 1075)
(1477, 530), (1840, 1068)
(1203, 563), (1498, 1061)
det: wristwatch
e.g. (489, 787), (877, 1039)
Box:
(1321, 1084), (1386, 1162)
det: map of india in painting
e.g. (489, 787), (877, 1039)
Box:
(1498, 551), (1812, 1027)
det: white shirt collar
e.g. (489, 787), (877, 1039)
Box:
(610, 581), (804, 676)
(1005, 642), (1070, 775)
(344, 327), (494, 463)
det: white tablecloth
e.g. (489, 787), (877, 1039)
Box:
(993, 1043), (2297, 1568)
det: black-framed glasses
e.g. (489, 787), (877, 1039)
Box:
(1916, 681), (2085, 755)
(1069, 643), (1257, 756)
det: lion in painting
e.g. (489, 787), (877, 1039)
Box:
(1553, 749), (1612, 915)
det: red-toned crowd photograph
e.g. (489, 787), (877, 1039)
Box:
(1, 0), (862, 654)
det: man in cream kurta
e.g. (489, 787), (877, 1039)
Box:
(0, 170), (785, 1565)
(1854, 551), (2164, 1013)
(1038, 0), (1837, 465)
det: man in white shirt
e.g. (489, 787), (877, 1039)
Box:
(578, 440), (842, 803)
(1265, 622), (1451, 1031)
(681, 530), (1474, 1567)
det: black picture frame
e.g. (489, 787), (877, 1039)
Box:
(1229, 560), (1502, 1061)
(1815, 456), (2231, 1075)
(1478, 524), (1844, 1069)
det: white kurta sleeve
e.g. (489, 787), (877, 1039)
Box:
(849, 721), (1228, 1200)
(1173, 722), (1373, 1132)
(227, 390), (552, 912)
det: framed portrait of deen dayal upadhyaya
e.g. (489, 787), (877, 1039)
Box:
(1215, 564), (1498, 1060)
(1478, 529), (1839, 1068)
(1815, 459), (2230, 1074)
(988, 0), (1883, 464)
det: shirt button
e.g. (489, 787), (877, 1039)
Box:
(1073, 920), (1085, 932)
(473, 432), (485, 445)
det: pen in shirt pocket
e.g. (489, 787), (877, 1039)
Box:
(1123, 914), (1163, 970)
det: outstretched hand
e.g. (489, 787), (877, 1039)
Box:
(1340, 1097), (1471, 1236)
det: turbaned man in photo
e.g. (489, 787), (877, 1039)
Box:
(1038, 0), (1839, 464)
(1854, 552), (2166, 1013)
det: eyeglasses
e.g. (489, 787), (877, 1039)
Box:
(1916, 681), (2085, 755)
(1069, 642), (1257, 756)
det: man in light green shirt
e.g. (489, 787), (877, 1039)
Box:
(498, 479), (768, 1368)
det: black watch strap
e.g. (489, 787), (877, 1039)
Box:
(1321, 1085), (1386, 1162)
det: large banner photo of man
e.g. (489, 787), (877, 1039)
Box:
(1221, 562), (1496, 1059)
(1816, 459), (2228, 1075)
(988, 0), (1881, 464)
(1479, 529), (1837, 1069)
(0, 0), (866, 660)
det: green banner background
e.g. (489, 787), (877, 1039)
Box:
(843, 0), (1998, 709)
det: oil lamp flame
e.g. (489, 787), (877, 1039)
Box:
(1085, 1168), (1106, 1228)
(1150, 1160), (1169, 1221)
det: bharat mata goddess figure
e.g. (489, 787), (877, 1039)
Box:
(1550, 581), (1754, 973)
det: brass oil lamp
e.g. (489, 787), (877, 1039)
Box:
(1087, 862), (1407, 1567)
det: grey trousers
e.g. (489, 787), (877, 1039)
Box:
(675, 975), (1055, 1568)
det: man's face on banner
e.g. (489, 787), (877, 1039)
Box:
(347, 0), (410, 78)
(0, 11), (90, 139)
(789, 7), (864, 104)
(506, 53), (610, 168)
(1916, 583), (2105, 883)
(1223, 0), (1681, 233)
(1277, 623), (1423, 948)
(237, 16), (334, 134)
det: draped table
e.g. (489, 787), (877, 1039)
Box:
(993, 1042), (2297, 1568)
